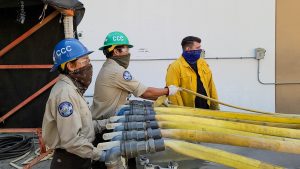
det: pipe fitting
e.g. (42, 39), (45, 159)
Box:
(123, 121), (159, 131)
(107, 128), (162, 141)
(113, 121), (159, 131)
(130, 100), (153, 107)
(115, 106), (130, 116)
(124, 115), (156, 122)
(120, 139), (165, 159)
(105, 147), (124, 169)
(128, 107), (156, 116)
(122, 128), (162, 141)
(129, 100), (155, 115)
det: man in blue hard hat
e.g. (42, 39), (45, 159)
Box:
(42, 38), (106, 169)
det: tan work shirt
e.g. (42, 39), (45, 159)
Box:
(91, 59), (147, 119)
(42, 74), (101, 160)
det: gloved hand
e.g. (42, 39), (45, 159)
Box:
(99, 150), (106, 162)
(168, 85), (180, 96)
(163, 97), (170, 106)
(93, 119), (109, 134)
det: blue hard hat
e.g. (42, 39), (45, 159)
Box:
(50, 38), (93, 72)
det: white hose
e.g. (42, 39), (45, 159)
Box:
(63, 16), (74, 38)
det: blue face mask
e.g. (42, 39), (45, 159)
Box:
(182, 49), (202, 64)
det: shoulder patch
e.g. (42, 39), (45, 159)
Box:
(58, 102), (73, 117)
(123, 71), (132, 81)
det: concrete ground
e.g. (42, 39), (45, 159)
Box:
(0, 151), (51, 169)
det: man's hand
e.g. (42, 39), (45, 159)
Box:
(168, 85), (180, 96)
(93, 119), (109, 134)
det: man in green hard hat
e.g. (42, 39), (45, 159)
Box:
(91, 31), (179, 168)
(92, 31), (179, 121)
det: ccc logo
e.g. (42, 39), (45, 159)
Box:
(112, 36), (124, 41)
(56, 46), (72, 57)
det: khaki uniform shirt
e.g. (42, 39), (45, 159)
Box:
(42, 74), (101, 160)
(91, 59), (147, 119)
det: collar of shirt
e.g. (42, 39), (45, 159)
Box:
(59, 74), (81, 94)
(179, 55), (194, 69)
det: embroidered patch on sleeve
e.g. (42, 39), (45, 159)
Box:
(123, 71), (132, 81)
(58, 102), (73, 117)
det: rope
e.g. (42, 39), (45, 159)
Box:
(180, 87), (275, 115)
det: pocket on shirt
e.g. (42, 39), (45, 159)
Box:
(180, 75), (192, 86)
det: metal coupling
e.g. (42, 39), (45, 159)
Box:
(122, 128), (162, 141)
(121, 138), (165, 159)
(125, 115), (156, 122)
(123, 121), (159, 131)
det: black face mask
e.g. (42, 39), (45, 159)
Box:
(68, 64), (93, 95)
(110, 53), (131, 69)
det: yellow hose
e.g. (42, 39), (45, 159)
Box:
(164, 140), (283, 169)
(157, 121), (300, 143)
(154, 106), (300, 124)
(156, 114), (300, 139)
(162, 129), (300, 154)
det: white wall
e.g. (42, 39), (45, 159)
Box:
(79, 0), (276, 112)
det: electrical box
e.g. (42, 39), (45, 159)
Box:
(255, 48), (266, 60)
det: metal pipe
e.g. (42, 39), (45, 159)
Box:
(105, 147), (124, 169)
(121, 138), (165, 159)
(257, 59), (300, 85)
(0, 77), (59, 123)
(108, 128), (162, 141)
(63, 15), (74, 38)
(115, 106), (130, 116)
(101, 139), (165, 168)
(122, 128), (162, 141)
(114, 121), (159, 131)
(113, 115), (156, 123)
(132, 107), (155, 115)
(90, 56), (255, 62)
(0, 128), (40, 133)
(0, 11), (59, 58)
(0, 128), (46, 153)
(0, 65), (52, 69)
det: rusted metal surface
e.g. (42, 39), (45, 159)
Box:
(0, 65), (52, 69)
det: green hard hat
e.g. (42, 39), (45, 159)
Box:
(99, 31), (133, 50)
